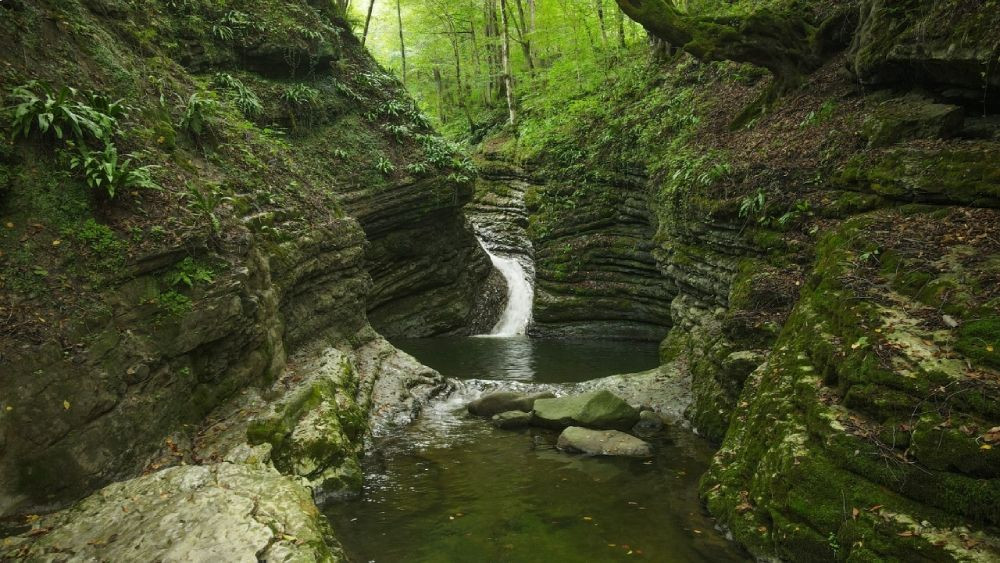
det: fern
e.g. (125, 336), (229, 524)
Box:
(7, 81), (122, 143)
(178, 93), (219, 137)
(67, 143), (159, 198)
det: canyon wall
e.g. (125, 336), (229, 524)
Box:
(0, 0), (493, 517)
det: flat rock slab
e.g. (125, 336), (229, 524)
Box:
(1, 463), (342, 562)
(532, 390), (639, 430)
(557, 426), (653, 458)
(468, 391), (555, 417)
(491, 410), (534, 429)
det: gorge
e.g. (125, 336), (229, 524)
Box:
(2, 0), (1000, 562)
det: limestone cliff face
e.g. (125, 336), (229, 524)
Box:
(343, 176), (495, 338)
(0, 0), (491, 516)
(472, 146), (675, 341)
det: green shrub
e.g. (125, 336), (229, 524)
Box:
(5, 82), (155, 200)
(166, 257), (214, 288)
(178, 93), (219, 138)
(281, 84), (320, 107)
(67, 143), (159, 198)
(182, 182), (229, 233)
(375, 156), (394, 175)
(158, 290), (192, 316)
(213, 73), (262, 118)
(7, 81), (123, 143)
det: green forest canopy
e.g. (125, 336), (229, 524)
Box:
(352, 0), (650, 136)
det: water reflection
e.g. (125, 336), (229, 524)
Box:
(392, 336), (660, 384)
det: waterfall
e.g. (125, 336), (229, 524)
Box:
(481, 245), (533, 336)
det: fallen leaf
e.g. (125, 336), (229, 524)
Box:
(63, 400), (70, 410)
(852, 508), (860, 520)
(4, 222), (13, 229)
(51, 240), (61, 247)
(898, 531), (914, 537)
(980, 444), (992, 450)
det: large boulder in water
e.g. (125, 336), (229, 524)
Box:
(556, 426), (653, 458)
(467, 391), (555, 417)
(532, 390), (639, 430)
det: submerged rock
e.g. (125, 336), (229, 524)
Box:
(0, 463), (342, 561)
(491, 410), (534, 429)
(532, 390), (639, 431)
(556, 426), (653, 458)
(632, 410), (665, 437)
(467, 391), (555, 417)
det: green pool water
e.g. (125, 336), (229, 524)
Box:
(324, 337), (748, 562)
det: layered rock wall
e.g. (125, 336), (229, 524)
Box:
(0, 0), (492, 518)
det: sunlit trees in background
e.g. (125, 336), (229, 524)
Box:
(354, 0), (647, 137)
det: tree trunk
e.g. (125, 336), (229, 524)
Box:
(595, 0), (609, 50)
(396, 0), (407, 85)
(445, 20), (475, 129)
(362, 0), (376, 46)
(514, 0), (535, 71)
(615, 5), (627, 49)
(499, 0), (516, 125)
(469, 21), (489, 107)
(484, 0), (499, 103)
(433, 66), (446, 122)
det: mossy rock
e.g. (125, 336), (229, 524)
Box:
(861, 94), (965, 148)
(532, 390), (640, 431)
(956, 317), (1000, 370)
(837, 143), (1000, 208)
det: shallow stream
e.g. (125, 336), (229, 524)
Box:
(324, 337), (748, 562)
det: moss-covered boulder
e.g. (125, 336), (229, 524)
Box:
(850, 0), (1000, 95)
(532, 390), (640, 430)
(837, 142), (1000, 208)
(246, 348), (366, 501)
(862, 95), (965, 148)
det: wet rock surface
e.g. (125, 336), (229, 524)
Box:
(491, 410), (535, 429)
(632, 410), (666, 437)
(532, 390), (640, 431)
(467, 391), (555, 417)
(556, 427), (653, 458)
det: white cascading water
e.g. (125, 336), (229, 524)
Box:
(482, 246), (533, 336)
